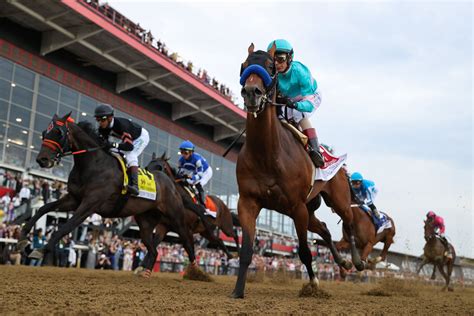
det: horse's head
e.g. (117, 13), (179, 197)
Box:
(146, 152), (174, 178)
(36, 112), (74, 168)
(239, 43), (277, 116)
(424, 219), (436, 242)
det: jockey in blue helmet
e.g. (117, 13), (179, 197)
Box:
(267, 39), (324, 168)
(350, 172), (381, 219)
(178, 140), (213, 206)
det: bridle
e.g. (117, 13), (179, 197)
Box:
(239, 51), (285, 118)
(42, 118), (104, 163)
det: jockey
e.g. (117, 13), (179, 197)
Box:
(426, 211), (453, 258)
(350, 172), (381, 220)
(267, 39), (325, 168)
(94, 104), (150, 196)
(178, 140), (213, 206)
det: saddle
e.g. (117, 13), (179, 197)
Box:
(181, 183), (217, 214)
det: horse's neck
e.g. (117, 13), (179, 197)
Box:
(69, 124), (110, 167)
(245, 103), (282, 155)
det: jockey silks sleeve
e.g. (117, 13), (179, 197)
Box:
(98, 117), (142, 151)
(277, 61), (319, 113)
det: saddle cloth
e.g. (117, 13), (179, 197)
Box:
(354, 204), (392, 234)
(280, 121), (347, 182)
(183, 185), (218, 218)
(113, 153), (156, 200)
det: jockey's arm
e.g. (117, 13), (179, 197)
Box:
(191, 159), (204, 182)
(293, 63), (319, 113)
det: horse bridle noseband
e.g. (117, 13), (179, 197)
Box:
(42, 119), (104, 163)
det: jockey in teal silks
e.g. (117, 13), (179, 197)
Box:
(350, 172), (381, 220)
(267, 39), (325, 168)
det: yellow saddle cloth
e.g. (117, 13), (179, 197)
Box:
(113, 153), (156, 200)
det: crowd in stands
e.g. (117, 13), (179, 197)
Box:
(82, 0), (236, 104)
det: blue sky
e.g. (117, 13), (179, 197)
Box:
(109, 1), (472, 257)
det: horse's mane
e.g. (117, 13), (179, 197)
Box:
(76, 121), (106, 146)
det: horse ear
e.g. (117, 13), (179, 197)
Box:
(52, 113), (58, 120)
(152, 152), (156, 160)
(161, 151), (166, 160)
(248, 43), (254, 55)
(268, 42), (276, 58)
(62, 111), (72, 120)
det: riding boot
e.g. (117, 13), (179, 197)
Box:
(440, 236), (453, 259)
(303, 128), (325, 168)
(369, 204), (381, 220)
(196, 183), (207, 207)
(127, 166), (140, 196)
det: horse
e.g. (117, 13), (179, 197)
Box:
(17, 113), (196, 276)
(417, 219), (455, 291)
(145, 153), (240, 258)
(232, 44), (361, 298)
(334, 205), (396, 274)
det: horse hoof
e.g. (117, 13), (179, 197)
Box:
(448, 287), (454, 292)
(28, 250), (44, 260)
(142, 269), (152, 278)
(431, 275), (436, 280)
(230, 291), (244, 299)
(354, 262), (365, 271)
(341, 260), (353, 270)
(16, 239), (29, 251)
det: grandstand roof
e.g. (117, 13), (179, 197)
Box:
(1, 0), (246, 143)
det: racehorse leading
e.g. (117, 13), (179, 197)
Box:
(232, 44), (362, 298)
(145, 153), (240, 258)
(17, 113), (196, 276)
(417, 219), (455, 291)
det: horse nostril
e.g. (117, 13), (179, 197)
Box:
(241, 87), (247, 97)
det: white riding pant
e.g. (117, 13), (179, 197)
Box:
(124, 128), (149, 167)
(197, 167), (213, 187)
(280, 91), (321, 125)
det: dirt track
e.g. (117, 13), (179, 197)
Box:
(0, 265), (472, 315)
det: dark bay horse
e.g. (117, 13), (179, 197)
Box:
(232, 44), (360, 298)
(145, 153), (240, 258)
(335, 206), (396, 272)
(17, 113), (196, 275)
(417, 220), (455, 291)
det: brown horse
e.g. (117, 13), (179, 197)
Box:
(145, 153), (240, 258)
(232, 44), (361, 298)
(417, 220), (455, 291)
(335, 206), (396, 272)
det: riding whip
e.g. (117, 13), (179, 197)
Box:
(222, 128), (246, 157)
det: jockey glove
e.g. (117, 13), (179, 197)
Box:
(277, 95), (297, 109)
(285, 99), (298, 110)
(106, 142), (133, 151)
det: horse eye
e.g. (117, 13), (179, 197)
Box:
(241, 87), (246, 97)
(254, 88), (263, 96)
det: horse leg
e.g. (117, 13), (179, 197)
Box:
(308, 214), (353, 270)
(377, 234), (394, 263)
(322, 171), (363, 270)
(18, 194), (78, 251)
(135, 212), (161, 278)
(201, 229), (234, 259)
(231, 197), (260, 299)
(436, 262), (450, 291)
(30, 204), (93, 263)
(360, 242), (374, 270)
(138, 223), (168, 274)
(293, 203), (319, 289)
(431, 265), (437, 280)
(416, 258), (427, 275)
(446, 259), (454, 291)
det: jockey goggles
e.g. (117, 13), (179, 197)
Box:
(95, 116), (108, 122)
(351, 180), (362, 185)
(275, 53), (289, 63)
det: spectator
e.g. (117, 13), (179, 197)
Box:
(30, 228), (46, 266)
(41, 181), (50, 204)
(96, 253), (112, 270)
(19, 183), (30, 205)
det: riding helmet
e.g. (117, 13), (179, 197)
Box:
(350, 172), (364, 182)
(426, 211), (436, 218)
(94, 104), (114, 118)
(267, 39), (294, 57)
(179, 140), (195, 151)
